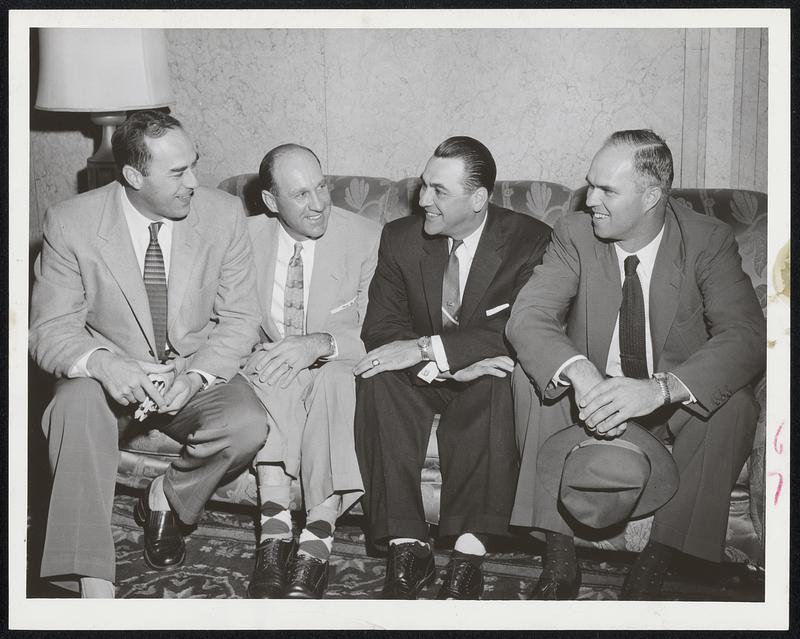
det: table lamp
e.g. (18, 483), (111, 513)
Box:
(35, 28), (175, 189)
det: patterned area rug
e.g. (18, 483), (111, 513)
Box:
(83, 492), (762, 601)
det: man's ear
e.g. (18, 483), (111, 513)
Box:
(262, 190), (279, 214)
(471, 186), (489, 212)
(643, 185), (663, 213)
(122, 165), (144, 190)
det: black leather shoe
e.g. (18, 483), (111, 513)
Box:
(284, 554), (330, 599)
(381, 542), (436, 599)
(246, 538), (297, 599)
(619, 569), (665, 601)
(436, 553), (483, 600)
(529, 565), (582, 600)
(133, 484), (186, 570)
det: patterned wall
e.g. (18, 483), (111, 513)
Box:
(29, 27), (767, 245)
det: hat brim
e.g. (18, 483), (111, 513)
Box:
(537, 421), (679, 520)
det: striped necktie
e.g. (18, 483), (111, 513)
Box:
(144, 222), (168, 361)
(441, 239), (463, 332)
(284, 242), (305, 336)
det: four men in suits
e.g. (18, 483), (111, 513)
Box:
(243, 144), (381, 599)
(506, 130), (765, 599)
(353, 137), (551, 599)
(29, 110), (268, 598)
(29, 115), (765, 601)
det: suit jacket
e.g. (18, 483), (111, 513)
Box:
(507, 199), (766, 417)
(362, 203), (551, 374)
(30, 182), (261, 381)
(247, 206), (381, 361)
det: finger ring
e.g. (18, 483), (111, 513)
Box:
(371, 359), (380, 367)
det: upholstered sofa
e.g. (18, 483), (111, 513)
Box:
(116, 173), (767, 566)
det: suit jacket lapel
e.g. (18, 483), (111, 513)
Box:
(420, 235), (448, 333)
(167, 207), (201, 332)
(650, 204), (684, 363)
(252, 217), (282, 342)
(306, 215), (343, 333)
(587, 239), (622, 368)
(460, 207), (503, 327)
(97, 184), (157, 353)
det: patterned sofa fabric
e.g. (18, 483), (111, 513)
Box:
(117, 173), (766, 565)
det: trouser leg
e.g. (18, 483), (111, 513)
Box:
(355, 370), (442, 542)
(40, 378), (120, 585)
(436, 374), (518, 538)
(650, 388), (759, 561)
(158, 375), (268, 525)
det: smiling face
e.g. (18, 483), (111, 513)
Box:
(584, 144), (663, 251)
(263, 148), (331, 241)
(124, 127), (199, 221)
(419, 156), (487, 240)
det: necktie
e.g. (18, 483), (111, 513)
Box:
(619, 254), (648, 379)
(284, 242), (305, 336)
(144, 222), (168, 361)
(441, 239), (464, 332)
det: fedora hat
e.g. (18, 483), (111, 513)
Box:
(537, 422), (679, 529)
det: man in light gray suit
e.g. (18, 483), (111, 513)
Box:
(29, 110), (268, 597)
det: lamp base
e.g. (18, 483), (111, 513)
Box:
(87, 112), (126, 190)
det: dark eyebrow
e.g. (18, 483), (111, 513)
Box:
(585, 176), (614, 192)
(169, 152), (200, 174)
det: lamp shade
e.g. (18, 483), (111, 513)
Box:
(35, 28), (174, 112)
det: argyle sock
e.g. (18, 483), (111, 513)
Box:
(541, 531), (578, 580)
(624, 540), (674, 593)
(257, 464), (293, 542)
(454, 533), (487, 566)
(297, 495), (340, 561)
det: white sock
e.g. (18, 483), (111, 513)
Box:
(389, 537), (429, 549)
(454, 532), (487, 556)
(148, 475), (171, 511)
(80, 577), (115, 598)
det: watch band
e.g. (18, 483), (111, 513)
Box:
(652, 372), (671, 406)
(417, 336), (433, 361)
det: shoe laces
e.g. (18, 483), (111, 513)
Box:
(291, 555), (325, 581)
(445, 560), (476, 589)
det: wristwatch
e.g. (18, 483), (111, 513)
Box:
(652, 372), (671, 406)
(417, 336), (433, 361)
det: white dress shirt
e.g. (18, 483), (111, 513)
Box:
(553, 225), (695, 402)
(427, 213), (488, 374)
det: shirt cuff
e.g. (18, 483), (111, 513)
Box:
(187, 369), (217, 388)
(552, 355), (588, 387)
(667, 372), (697, 404)
(68, 347), (109, 378)
(430, 335), (450, 372)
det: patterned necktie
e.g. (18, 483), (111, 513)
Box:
(284, 242), (305, 336)
(144, 222), (168, 361)
(441, 239), (464, 332)
(619, 254), (648, 378)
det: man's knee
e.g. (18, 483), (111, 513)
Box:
(49, 377), (107, 412)
(218, 382), (269, 459)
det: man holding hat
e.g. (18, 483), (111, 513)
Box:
(506, 129), (765, 600)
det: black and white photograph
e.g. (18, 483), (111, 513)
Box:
(8, 7), (790, 631)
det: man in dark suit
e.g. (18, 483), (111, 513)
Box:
(506, 129), (765, 600)
(29, 111), (268, 597)
(354, 136), (551, 599)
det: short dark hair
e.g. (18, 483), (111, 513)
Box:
(433, 136), (497, 194)
(111, 110), (183, 176)
(259, 143), (322, 194)
(605, 129), (674, 195)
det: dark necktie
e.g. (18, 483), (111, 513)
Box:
(441, 239), (464, 332)
(284, 242), (305, 336)
(619, 254), (648, 379)
(144, 222), (168, 362)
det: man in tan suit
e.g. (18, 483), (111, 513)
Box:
(243, 144), (381, 599)
(507, 130), (765, 600)
(29, 111), (268, 598)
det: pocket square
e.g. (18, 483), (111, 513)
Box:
(330, 296), (358, 314)
(486, 303), (510, 317)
